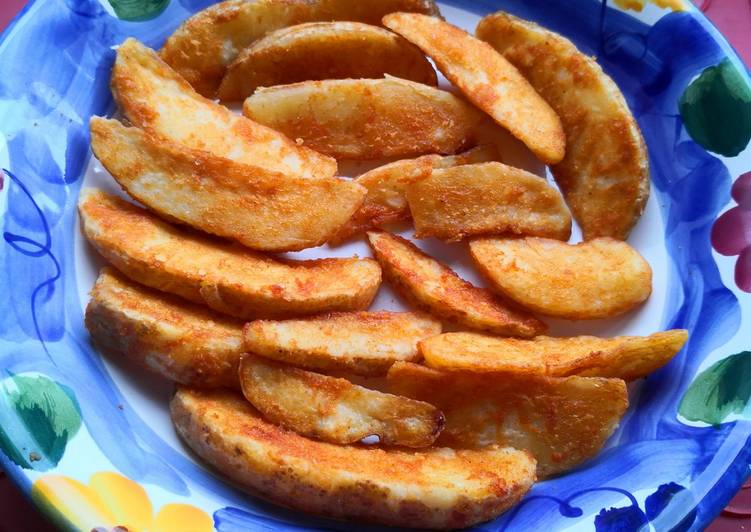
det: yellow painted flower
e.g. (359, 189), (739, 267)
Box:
(31, 471), (213, 532)
(613, 0), (687, 11)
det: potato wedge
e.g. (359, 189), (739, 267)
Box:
(85, 268), (242, 388)
(90, 118), (365, 252)
(406, 162), (572, 241)
(387, 362), (628, 477)
(383, 13), (564, 164)
(243, 311), (441, 376)
(367, 231), (545, 336)
(171, 387), (536, 529)
(420, 330), (688, 381)
(333, 145), (501, 242)
(432, 143), (501, 169)
(335, 155), (437, 241)
(161, 0), (442, 97)
(243, 77), (486, 159)
(477, 12), (650, 240)
(239, 354), (443, 447)
(112, 38), (336, 181)
(218, 22), (437, 101)
(470, 237), (652, 319)
(78, 190), (381, 319)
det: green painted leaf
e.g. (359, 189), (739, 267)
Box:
(679, 351), (751, 425)
(107, 0), (170, 21)
(0, 374), (82, 471)
(679, 59), (751, 157)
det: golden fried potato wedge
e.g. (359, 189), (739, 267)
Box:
(335, 155), (437, 241)
(333, 145), (501, 242)
(383, 13), (564, 164)
(112, 38), (335, 181)
(387, 362), (628, 477)
(239, 354), (443, 447)
(218, 22), (437, 101)
(78, 190), (381, 319)
(470, 237), (652, 319)
(90, 118), (365, 252)
(243, 77), (486, 159)
(243, 311), (440, 376)
(172, 387), (535, 529)
(432, 143), (501, 168)
(477, 12), (650, 240)
(161, 0), (442, 97)
(86, 268), (242, 388)
(420, 330), (688, 381)
(406, 162), (572, 241)
(367, 231), (545, 336)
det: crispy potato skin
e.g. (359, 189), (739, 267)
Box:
(243, 311), (441, 376)
(90, 118), (365, 252)
(388, 362), (628, 477)
(78, 190), (381, 319)
(477, 13), (650, 240)
(218, 22), (437, 101)
(112, 38), (336, 181)
(239, 354), (443, 447)
(406, 162), (572, 242)
(420, 330), (688, 381)
(243, 77), (485, 159)
(171, 387), (536, 529)
(384, 13), (564, 164)
(367, 231), (546, 337)
(85, 268), (242, 388)
(470, 237), (652, 319)
(333, 145), (501, 243)
(161, 0), (442, 97)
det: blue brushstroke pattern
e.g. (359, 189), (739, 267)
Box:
(645, 483), (697, 532)
(594, 505), (648, 532)
(0, 1), (749, 531)
(1, 169), (62, 345)
(214, 507), (333, 532)
(494, 487), (647, 532)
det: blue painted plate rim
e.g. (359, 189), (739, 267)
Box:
(0, 1), (749, 531)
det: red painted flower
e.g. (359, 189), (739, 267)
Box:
(712, 172), (751, 292)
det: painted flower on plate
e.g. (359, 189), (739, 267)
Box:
(0, 374), (81, 472)
(31, 471), (212, 532)
(105, 0), (170, 21)
(712, 172), (751, 292)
